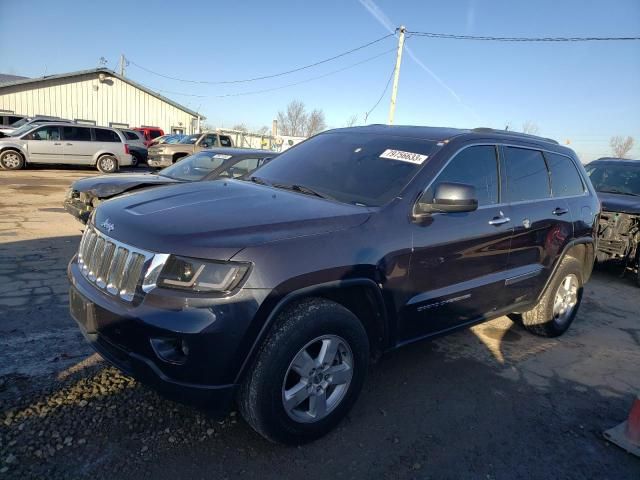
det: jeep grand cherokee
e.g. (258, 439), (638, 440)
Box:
(68, 125), (599, 444)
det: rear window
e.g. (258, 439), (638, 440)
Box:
(546, 153), (585, 197)
(62, 126), (92, 141)
(94, 128), (121, 142)
(149, 130), (162, 139)
(504, 147), (551, 202)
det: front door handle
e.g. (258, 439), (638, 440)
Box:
(489, 212), (511, 226)
(53, 142), (62, 145)
(552, 207), (569, 216)
(65, 143), (73, 146)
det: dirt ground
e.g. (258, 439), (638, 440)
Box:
(0, 167), (639, 479)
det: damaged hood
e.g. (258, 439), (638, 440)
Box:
(93, 179), (372, 259)
(597, 192), (640, 215)
(71, 173), (182, 198)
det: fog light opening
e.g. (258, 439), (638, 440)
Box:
(150, 337), (189, 365)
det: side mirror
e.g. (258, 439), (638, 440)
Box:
(414, 182), (478, 218)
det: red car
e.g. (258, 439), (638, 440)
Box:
(133, 126), (164, 147)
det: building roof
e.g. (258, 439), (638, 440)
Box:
(0, 68), (203, 119)
(0, 73), (29, 86)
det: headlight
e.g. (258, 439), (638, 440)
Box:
(154, 255), (250, 293)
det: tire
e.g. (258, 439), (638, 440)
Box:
(0, 150), (25, 170)
(130, 153), (139, 168)
(519, 257), (583, 337)
(238, 298), (369, 445)
(96, 155), (118, 173)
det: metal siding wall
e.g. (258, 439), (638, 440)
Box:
(0, 73), (197, 131)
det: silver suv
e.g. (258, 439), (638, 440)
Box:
(0, 123), (133, 173)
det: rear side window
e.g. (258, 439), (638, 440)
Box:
(94, 128), (121, 142)
(426, 145), (499, 206)
(504, 147), (550, 202)
(62, 126), (91, 141)
(219, 135), (232, 147)
(546, 153), (584, 197)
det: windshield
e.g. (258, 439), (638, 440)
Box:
(178, 134), (199, 144)
(166, 135), (185, 144)
(159, 151), (230, 181)
(9, 117), (30, 128)
(249, 132), (438, 206)
(11, 124), (39, 138)
(586, 164), (640, 196)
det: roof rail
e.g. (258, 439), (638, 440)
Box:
(472, 127), (559, 145)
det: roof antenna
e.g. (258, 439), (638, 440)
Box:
(504, 125), (509, 131)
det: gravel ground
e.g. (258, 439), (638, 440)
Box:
(1, 167), (639, 479)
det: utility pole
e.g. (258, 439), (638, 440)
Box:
(388, 25), (406, 125)
(119, 54), (126, 77)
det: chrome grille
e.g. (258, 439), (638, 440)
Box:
(78, 225), (153, 302)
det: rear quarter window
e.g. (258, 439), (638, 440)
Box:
(94, 129), (121, 142)
(546, 152), (585, 197)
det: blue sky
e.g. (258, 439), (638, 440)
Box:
(1, 0), (638, 161)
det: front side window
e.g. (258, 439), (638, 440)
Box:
(62, 126), (91, 141)
(423, 145), (499, 206)
(27, 126), (60, 141)
(586, 164), (640, 196)
(94, 129), (121, 142)
(504, 147), (551, 202)
(160, 151), (228, 181)
(251, 132), (439, 206)
(546, 152), (584, 197)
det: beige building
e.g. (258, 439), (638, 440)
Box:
(0, 68), (203, 134)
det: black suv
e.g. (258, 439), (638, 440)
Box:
(68, 125), (599, 444)
(585, 157), (640, 285)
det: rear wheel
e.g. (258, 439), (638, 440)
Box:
(0, 150), (25, 170)
(130, 152), (139, 167)
(519, 257), (583, 337)
(238, 298), (369, 445)
(96, 155), (118, 173)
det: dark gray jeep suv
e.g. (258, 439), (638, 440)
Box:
(68, 125), (599, 444)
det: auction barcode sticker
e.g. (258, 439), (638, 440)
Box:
(212, 154), (233, 159)
(379, 149), (428, 164)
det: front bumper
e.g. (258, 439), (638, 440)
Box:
(147, 154), (173, 168)
(63, 198), (92, 224)
(67, 259), (269, 413)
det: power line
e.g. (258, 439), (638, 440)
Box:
(128, 32), (396, 85)
(365, 63), (396, 121)
(406, 31), (640, 42)
(153, 48), (396, 99)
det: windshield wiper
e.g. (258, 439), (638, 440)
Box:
(273, 183), (332, 200)
(599, 189), (640, 196)
(248, 175), (272, 186)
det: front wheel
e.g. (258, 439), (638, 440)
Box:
(519, 257), (584, 337)
(238, 298), (369, 445)
(96, 155), (118, 173)
(0, 150), (25, 170)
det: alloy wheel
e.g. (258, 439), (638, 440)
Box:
(553, 274), (579, 324)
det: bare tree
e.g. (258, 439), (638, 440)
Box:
(256, 126), (270, 135)
(200, 122), (214, 132)
(610, 136), (635, 158)
(522, 121), (540, 135)
(344, 114), (359, 127)
(277, 100), (308, 136)
(306, 109), (327, 136)
(231, 123), (248, 132)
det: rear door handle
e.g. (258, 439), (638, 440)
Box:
(552, 207), (569, 216)
(53, 142), (62, 145)
(65, 143), (73, 146)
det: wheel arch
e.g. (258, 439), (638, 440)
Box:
(234, 278), (388, 384)
(537, 238), (595, 303)
(0, 145), (28, 163)
(93, 151), (119, 165)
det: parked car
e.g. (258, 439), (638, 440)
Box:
(147, 131), (233, 168)
(148, 134), (185, 147)
(0, 112), (25, 127)
(68, 125), (598, 444)
(117, 129), (148, 167)
(0, 115), (73, 136)
(63, 148), (275, 224)
(133, 126), (164, 147)
(585, 157), (640, 285)
(0, 123), (133, 172)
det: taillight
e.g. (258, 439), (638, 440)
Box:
(124, 144), (130, 154)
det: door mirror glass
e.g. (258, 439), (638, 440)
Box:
(414, 182), (478, 217)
